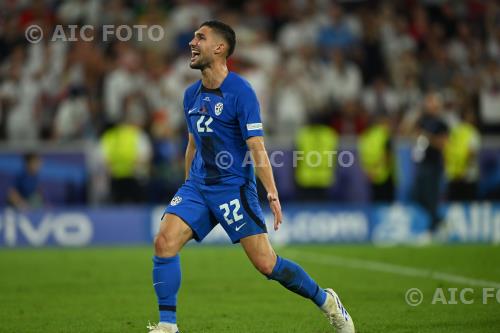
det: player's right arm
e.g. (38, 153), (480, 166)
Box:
(184, 133), (196, 180)
(183, 85), (198, 181)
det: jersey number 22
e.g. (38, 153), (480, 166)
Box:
(197, 115), (213, 132)
(219, 199), (243, 225)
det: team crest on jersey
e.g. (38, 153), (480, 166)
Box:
(215, 102), (223, 116)
(170, 196), (182, 206)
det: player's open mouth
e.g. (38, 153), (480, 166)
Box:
(191, 50), (200, 61)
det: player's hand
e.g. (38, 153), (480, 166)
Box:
(267, 192), (282, 231)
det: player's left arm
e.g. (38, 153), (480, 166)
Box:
(246, 136), (282, 231)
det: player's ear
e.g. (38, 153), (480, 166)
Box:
(214, 42), (225, 56)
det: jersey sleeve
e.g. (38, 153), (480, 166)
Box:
(237, 87), (264, 139)
(183, 89), (194, 134)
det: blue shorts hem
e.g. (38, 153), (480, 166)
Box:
(231, 229), (268, 244)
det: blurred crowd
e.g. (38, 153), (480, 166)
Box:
(1, 0), (500, 206)
(1, 0), (500, 141)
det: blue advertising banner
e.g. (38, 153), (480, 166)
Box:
(0, 207), (151, 247)
(0, 203), (499, 247)
(442, 203), (500, 243)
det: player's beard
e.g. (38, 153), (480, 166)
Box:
(190, 55), (210, 70)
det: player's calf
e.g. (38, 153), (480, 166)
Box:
(266, 256), (355, 331)
(151, 214), (193, 330)
(266, 256), (328, 307)
(240, 234), (327, 307)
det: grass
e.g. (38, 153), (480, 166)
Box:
(1, 244), (499, 332)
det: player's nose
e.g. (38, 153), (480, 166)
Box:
(189, 38), (197, 48)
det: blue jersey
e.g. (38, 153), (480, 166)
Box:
(164, 72), (268, 244)
(183, 72), (264, 185)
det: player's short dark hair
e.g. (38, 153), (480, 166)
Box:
(200, 20), (236, 58)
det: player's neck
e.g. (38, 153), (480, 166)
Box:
(201, 62), (229, 89)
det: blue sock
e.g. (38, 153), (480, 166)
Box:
(267, 256), (327, 307)
(153, 255), (181, 324)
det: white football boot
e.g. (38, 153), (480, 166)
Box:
(147, 322), (179, 333)
(321, 288), (355, 333)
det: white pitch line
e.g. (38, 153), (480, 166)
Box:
(284, 250), (500, 289)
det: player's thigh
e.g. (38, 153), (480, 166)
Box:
(154, 213), (194, 256)
(205, 182), (267, 243)
(240, 233), (277, 275)
(163, 180), (218, 243)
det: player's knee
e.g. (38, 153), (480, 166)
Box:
(254, 257), (276, 276)
(154, 233), (180, 257)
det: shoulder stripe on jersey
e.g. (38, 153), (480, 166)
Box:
(247, 123), (263, 131)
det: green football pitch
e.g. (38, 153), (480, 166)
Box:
(1, 244), (499, 333)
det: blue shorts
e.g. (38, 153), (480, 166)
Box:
(164, 179), (267, 243)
